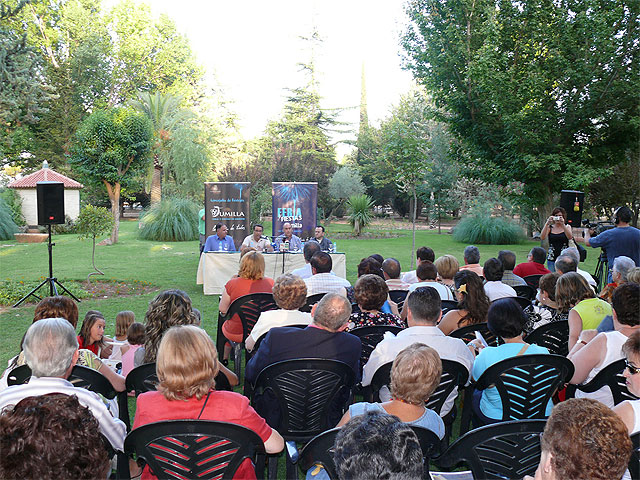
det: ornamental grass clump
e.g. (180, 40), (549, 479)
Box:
(0, 198), (19, 240)
(138, 198), (199, 241)
(453, 213), (525, 245)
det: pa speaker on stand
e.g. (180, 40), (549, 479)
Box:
(560, 190), (584, 227)
(13, 182), (80, 307)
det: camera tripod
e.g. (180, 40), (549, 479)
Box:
(593, 250), (609, 293)
(13, 224), (80, 307)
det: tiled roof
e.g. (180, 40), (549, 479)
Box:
(8, 168), (84, 189)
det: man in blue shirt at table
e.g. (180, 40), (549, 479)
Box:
(203, 223), (236, 252)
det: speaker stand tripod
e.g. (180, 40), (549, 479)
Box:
(13, 224), (80, 307)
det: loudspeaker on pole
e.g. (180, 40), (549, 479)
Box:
(560, 190), (584, 227)
(37, 182), (65, 225)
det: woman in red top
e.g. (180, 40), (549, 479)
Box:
(219, 251), (274, 356)
(77, 311), (108, 357)
(133, 325), (283, 480)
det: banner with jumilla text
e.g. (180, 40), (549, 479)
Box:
(204, 182), (251, 249)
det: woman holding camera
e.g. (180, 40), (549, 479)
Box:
(540, 207), (574, 272)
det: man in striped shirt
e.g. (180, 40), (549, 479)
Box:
(0, 318), (126, 451)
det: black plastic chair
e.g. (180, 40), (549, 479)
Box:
(460, 354), (574, 434)
(437, 419), (546, 479)
(251, 358), (356, 478)
(514, 284), (537, 300)
(299, 293), (326, 313)
(368, 359), (469, 448)
(440, 299), (459, 313)
(348, 325), (403, 375)
(524, 320), (570, 357)
(450, 323), (500, 347)
(565, 358), (639, 405)
(126, 363), (232, 398)
(630, 431), (640, 480)
(388, 290), (409, 310)
(216, 293), (278, 378)
(123, 420), (266, 480)
(298, 425), (441, 480)
(523, 274), (543, 288)
(512, 296), (533, 310)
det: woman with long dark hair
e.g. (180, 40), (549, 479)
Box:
(438, 270), (491, 335)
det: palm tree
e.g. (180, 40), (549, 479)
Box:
(130, 92), (183, 204)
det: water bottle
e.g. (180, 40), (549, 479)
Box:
(284, 240), (289, 252)
(332, 242), (337, 253)
(218, 242), (223, 252)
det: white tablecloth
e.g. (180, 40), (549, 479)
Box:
(196, 252), (347, 295)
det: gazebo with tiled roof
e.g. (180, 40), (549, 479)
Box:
(8, 161), (83, 226)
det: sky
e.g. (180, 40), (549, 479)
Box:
(133, 0), (415, 158)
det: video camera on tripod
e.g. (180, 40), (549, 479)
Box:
(581, 219), (615, 292)
(581, 219), (615, 236)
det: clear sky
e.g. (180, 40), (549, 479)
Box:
(134, 0), (415, 157)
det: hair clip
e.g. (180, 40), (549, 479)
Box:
(457, 284), (467, 294)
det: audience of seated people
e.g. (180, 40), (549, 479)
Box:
(1, 296), (125, 393)
(304, 251), (351, 296)
(333, 411), (424, 480)
(553, 254), (578, 276)
(291, 241), (321, 279)
(524, 398), (632, 480)
(0, 393), (111, 479)
(120, 322), (146, 379)
(77, 310), (111, 358)
(382, 257), (410, 291)
(482, 257), (517, 301)
(459, 245), (484, 277)
(497, 250), (527, 286)
(407, 261), (455, 300)
(568, 282), (640, 407)
(599, 255), (636, 303)
(218, 251), (275, 359)
(362, 286), (474, 415)
(0, 318), (127, 452)
(108, 310), (135, 362)
(348, 274), (404, 330)
(401, 246), (435, 284)
(471, 298), (552, 423)
(437, 270), (491, 335)
(513, 246), (551, 278)
(559, 246), (597, 288)
(434, 254), (460, 297)
(556, 272), (612, 350)
(245, 273), (312, 352)
(523, 272), (567, 333)
(245, 293), (361, 427)
(133, 325), (283, 480)
(613, 330), (640, 437)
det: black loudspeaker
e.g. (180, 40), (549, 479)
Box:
(37, 182), (65, 225)
(560, 190), (584, 227)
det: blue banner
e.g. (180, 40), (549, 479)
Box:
(272, 182), (317, 241)
(204, 182), (250, 249)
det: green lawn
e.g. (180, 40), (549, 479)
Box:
(0, 219), (600, 369)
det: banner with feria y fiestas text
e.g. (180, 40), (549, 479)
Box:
(272, 182), (317, 241)
(204, 182), (250, 250)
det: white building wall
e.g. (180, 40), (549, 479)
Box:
(65, 190), (80, 221)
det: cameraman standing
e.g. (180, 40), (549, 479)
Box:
(582, 206), (640, 280)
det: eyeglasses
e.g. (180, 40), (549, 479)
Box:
(625, 359), (640, 375)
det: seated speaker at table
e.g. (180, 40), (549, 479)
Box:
(204, 223), (236, 252)
(274, 222), (302, 252)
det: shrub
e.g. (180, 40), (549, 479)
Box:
(347, 194), (374, 236)
(0, 197), (19, 240)
(453, 214), (525, 244)
(138, 197), (199, 241)
(0, 188), (24, 226)
(52, 215), (76, 234)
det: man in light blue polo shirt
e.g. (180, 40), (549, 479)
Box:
(203, 223), (236, 252)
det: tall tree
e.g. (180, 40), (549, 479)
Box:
(402, 0), (640, 225)
(70, 107), (152, 244)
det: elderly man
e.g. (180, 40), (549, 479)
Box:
(291, 241), (321, 279)
(560, 247), (597, 287)
(304, 251), (351, 296)
(401, 246), (435, 284)
(245, 293), (361, 426)
(240, 224), (274, 255)
(274, 222), (303, 252)
(203, 223), (236, 252)
(513, 247), (551, 278)
(382, 258), (410, 291)
(554, 255), (578, 274)
(0, 318), (126, 451)
(459, 245), (484, 277)
(362, 287), (474, 417)
(498, 250), (526, 287)
(311, 225), (333, 251)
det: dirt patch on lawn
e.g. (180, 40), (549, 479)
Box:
(80, 279), (160, 300)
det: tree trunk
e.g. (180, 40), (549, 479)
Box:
(538, 185), (554, 247)
(411, 187), (417, 269)
(150, 154), (162, 204)
(104, 180), (121, 244)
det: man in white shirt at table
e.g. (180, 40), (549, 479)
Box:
(240, 224), (274, 255)
(362, 287), (474, 417)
